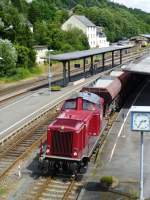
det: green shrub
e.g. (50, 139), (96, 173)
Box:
(0, 187), (6, 195)
(12, 67), (31, 80)
(51, 85), (61, 91)
(100, 176), (113, 187)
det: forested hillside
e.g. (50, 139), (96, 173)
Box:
(0, 0), (150, 78)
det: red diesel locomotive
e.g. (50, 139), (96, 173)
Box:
(39, 71), (142, 174)
(40, 92), (104, 173)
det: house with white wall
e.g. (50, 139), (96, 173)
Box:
(62, 15), (109, 48)
(33, 45), (48, 64)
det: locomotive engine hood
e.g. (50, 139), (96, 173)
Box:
(48, 110), (93, 133)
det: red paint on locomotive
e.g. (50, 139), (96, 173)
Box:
(44, 92), (104, 162)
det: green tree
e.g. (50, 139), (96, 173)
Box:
(15, 44), (29, 68)
(65, 28), (89, 50)
(15, 44), (36, 68)
(28, 48), (36, 68)
(53, 10), (69, 24)
(0, 39), (17, 77)
(28, 0), (56, 24)
(73, 4), (85, 15)
(34, 20), (49, 45)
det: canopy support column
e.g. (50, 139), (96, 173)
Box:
(112, 51), (114, 68)
(90, 56), (94, 75)
(68, 61), (71, 82)
(63, 61), (67, 86)
(120, 49), (123, 64)
(102, 53), (105, 70)
(83, 58), (86, 77)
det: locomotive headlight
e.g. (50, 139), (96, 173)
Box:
(73, 151), (78, 157)
(46, 145), (50, 154)
(46, 149), (50, 153)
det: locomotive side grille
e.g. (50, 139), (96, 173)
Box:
(52, 131), (73, 156)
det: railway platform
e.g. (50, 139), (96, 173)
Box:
(0, 69), (114, 142)
(79, 80), (150, 199)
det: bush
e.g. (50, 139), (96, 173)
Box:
(12, 66), (42, 80)
(0, 39), (17, 77)
(12, 68), (31, 80)
(100, 176), (113, 187)
(51, 85), (61, 91)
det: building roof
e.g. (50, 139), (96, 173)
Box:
(122, 56), (150, 75)
(74, 15), (95, 27)
(48, 45), (133, 61)
(96, 26), (103, 32)
(130, 36), (148, 41)
(141, 34), (150, 39)
(33, 45), (48, 50)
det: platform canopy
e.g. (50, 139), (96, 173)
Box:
(122, 56), (150, 75)
(141, 34), (150, 39)
(49, 45), (133, 62)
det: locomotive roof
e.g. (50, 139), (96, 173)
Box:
(71, 92), (100, 105)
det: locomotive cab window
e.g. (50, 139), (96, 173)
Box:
(63, 99), (76, 110)
(83, 100), (95, 111)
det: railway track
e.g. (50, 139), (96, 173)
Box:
(0, 123), (48, 180)
(22, 177), (83, 200)
(0, 97), (119, 200)
(0, 105), (59, 182)
(0, 47), (148, 105)
(18, 111), (119, 200)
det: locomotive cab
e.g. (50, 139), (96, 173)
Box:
(61, 92), (104, 134)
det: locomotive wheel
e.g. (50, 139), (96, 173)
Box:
(62, 162), (69, 173)
(41, 160), (49, 175)
(54, 161), (60, 171)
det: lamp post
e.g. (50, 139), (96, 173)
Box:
(48, 49), (53, 94)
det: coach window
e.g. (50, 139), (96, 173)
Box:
(63, 99), (76, 110)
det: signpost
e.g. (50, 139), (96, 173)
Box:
(131, 106), (150, 200)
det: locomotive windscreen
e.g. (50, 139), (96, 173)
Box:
(63, 99), (76, 110)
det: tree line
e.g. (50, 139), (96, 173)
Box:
(0, 0), (150, 78)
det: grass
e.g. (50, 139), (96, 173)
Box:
(0, 187), (6, 196)
(100, 176), (113, 187)
(51, 85), (62, 91)
(0, 66), (44, 83)
(0, 62), (61, 84)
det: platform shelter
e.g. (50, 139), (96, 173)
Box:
(48, 45), (134, 86)
(122, 55), (150, 75)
